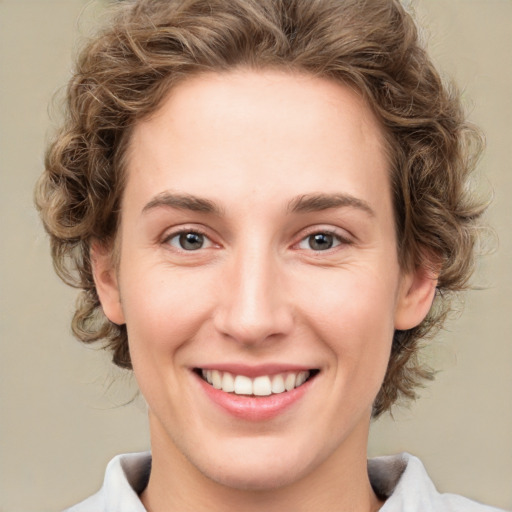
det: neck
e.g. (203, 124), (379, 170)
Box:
(141, 412), (383, 512)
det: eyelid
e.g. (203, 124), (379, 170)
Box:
(159, 223), (352, 251)
(161, 225), (218, 250)
(293, 226), (353, 250)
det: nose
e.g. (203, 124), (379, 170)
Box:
(213, 245), (294, 347)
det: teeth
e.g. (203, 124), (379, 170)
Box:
(296, 371), (309, 387)
(234, 375), (253, 395)
(201, 370), (312, 396)
(211, 370), (222, 389)
(271, 374), (285, 393)
(253, 376), (272, 396)
(284, 373), (296, 391)
(221, 371), (235, 392)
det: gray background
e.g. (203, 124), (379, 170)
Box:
(1, 0), (511, 510)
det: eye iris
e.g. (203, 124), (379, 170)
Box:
(179, 232), (204, 250)
(309, 233), (334, 251)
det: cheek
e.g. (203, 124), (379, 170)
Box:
(120, 266), (216, 357)
(300, 267), (397, 376)
(304, 266), (398, 332)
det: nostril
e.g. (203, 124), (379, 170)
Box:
(213, 306), (295, 346)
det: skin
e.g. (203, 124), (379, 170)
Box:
(93, 70), (437, 512)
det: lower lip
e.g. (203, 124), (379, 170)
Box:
(195, 373), (315, 421)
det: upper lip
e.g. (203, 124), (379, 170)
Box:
(192, 363), (318, 378)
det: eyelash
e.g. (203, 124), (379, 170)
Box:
(295, 229), (351, 252)
(162, 227), (215, 252)
(162, 226), (351, 254)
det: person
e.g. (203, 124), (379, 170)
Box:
(35, 0), (505, 510)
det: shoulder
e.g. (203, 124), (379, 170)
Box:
(63, 452), (151, 512)
(369, 453), (507, 512)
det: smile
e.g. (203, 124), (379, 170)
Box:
(198, 369), (318, 396)
(193, 366), (320, 421)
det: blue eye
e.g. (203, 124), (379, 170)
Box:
(298, 232), (342, 251)
(167, 231), (212, 251)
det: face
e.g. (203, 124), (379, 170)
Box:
(95, 70), (434, 490)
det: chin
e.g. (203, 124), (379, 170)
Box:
(188, 438), (321, 492)
(202, 460), (309, 492)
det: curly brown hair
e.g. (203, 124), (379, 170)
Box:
(35, 0), (485, 417)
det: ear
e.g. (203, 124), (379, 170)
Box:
(394, 264), (438, 330)
(90, 241), (125, 325)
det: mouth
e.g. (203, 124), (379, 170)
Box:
(194, 368), (320, 397)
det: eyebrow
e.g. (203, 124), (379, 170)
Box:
(287, 193), (375, 216)
(142, 192), (223, 216)
(141, 191), (374, 217)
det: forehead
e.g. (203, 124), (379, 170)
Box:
(124, 69), (390, 216)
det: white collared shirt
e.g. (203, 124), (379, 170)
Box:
(64, 452), (506, 511)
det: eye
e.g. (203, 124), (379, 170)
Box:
(166, 231), (213, 251)
(298, 232), (343, 251)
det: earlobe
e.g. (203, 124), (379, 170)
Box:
(394, 265), (438, 331)
(90, 241), (125, 325)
